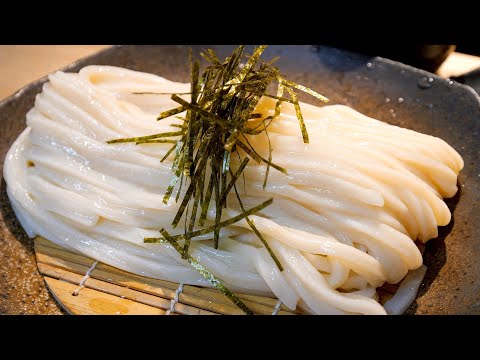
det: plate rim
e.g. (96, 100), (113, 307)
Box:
(1, 45), (478, 315)
(1, 45), (479, 111)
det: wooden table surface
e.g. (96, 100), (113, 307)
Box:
(0, 45), (109, 100)
(1, 45), (480, 101)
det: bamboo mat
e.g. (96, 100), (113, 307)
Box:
(34, 236), (425, 315)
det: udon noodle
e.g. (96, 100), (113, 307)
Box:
(3, 66), (463, 314)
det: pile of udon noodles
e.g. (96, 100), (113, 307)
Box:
(4, 66), (463, 315)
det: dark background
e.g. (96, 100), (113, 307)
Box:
(456, 44), (480, 55)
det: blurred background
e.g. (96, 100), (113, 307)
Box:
(1, 45), (480, 101)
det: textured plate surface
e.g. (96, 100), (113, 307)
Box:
(0, 45), (479, 314)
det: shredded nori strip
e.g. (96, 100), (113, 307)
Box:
(144, 198), (273, 243)
(107, 45), (329, 314)
(157, 106), (186, 121)
(285, 87), (309, 143)
(231, 181), (283, 271)
(159, 228), (254, 315)
(106, 131), (183, 144)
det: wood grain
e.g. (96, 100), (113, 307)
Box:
(34, 237), (298, 315)
(0, 45), (110, 100)
(34, 236), (424, 315)
(437, 52), (480, 78)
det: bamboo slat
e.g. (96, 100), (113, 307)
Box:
(34, 237), (424, 315)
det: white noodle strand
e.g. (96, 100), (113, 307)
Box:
(3, 66), (463, 314)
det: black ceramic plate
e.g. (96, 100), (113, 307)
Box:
(0, 45), (479, 315)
